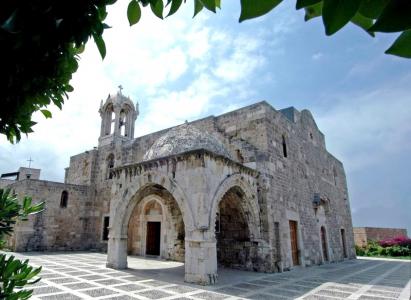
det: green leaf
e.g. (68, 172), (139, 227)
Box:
(351, 12), (374, 36)
(193, 0), (204, 17)
(358, 0), (389, 19)
(167, 0), (183, 17)
(93, 34), (106, 59)
(322, 0), (360, 35)
(40, 110), (52, 119)
(239, 0), (282, 22)
(75, 44), (85, 54)
(296, 0), (321, 10)
(304, 2), (322, 21)
(66, 85), (74, 92)
(216, 0), (221, 9)
(200, 0), (217, 12)
(385, 30), (411, 58)
(127, 0), (141, 26)
(150, 0), (164, 19)
(370, 0), (411, 33)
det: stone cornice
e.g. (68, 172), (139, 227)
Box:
(111, 149), (259, 179)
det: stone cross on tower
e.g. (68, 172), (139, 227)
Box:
(118, 85), (123, 94)
(27, 157), (33, 168)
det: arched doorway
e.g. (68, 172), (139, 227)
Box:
(215, 186), (256, 271)
(127, 184), (185, 262)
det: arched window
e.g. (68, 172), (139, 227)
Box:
(236, 149), (244, 163)
(119, 109), (126, 136)
(282, 134), (288, 158)
(107, 154), (115, 179)
(60, 191), (68, 208)
(333, 167), (338, 186)
(103, 104), (115, 135)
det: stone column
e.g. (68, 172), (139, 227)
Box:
(106, 235), (128, 269)
(184, 230), (218, 285)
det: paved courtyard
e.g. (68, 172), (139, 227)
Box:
(5, 252), (410, 300)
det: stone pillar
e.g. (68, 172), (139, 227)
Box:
(106, 235), (128, 269)
(184, 230), (218, 285)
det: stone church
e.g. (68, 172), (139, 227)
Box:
(1, 91), (356, 284)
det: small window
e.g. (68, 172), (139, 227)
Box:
(26, 174), (31, 179)
(60, 191), (68, 208)
(282, 135), (288, 158)
(309, 132), (313, 139)
(236, 149), (244, 163)
(102, 216), (110, 241)
(333, 167), (338, 186)
(107, 154), (115, 179)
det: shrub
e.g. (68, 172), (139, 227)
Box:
(355, 245), (366, 256)
(0, 189), (45, 299)
(379, 236), (411, 248)
(356, 239), (411, 258)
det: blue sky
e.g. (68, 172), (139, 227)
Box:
(1, 1), (410, 232)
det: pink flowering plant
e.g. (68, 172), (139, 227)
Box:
(379, 236), (411, 248)
(356, 235), (411, 258)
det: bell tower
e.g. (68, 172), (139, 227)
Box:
(98, 86), (139, 146)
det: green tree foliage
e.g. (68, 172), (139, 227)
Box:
(0, 189), (45, 299)
(1, 0), (410, 143)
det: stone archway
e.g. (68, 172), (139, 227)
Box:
(127, 190), (185, 262)
(216, 187), (253, 270)
(209, 174), (263, 272)
(107, 179), (191, 270)
(209, 174), (260, 239)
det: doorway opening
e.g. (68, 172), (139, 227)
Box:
(146, 221), (161, 256)
(127, 184), (185, 262)
(320, 226), (329, 262)
(216, 187), (253, 270)
(289, 220), (300, 266)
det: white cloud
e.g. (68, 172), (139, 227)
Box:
(312, 52), (323, 60)
(213, 35), (265, 82)
(316, 78), (411, 173)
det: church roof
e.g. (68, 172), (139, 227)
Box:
(143, 123), (232, 161)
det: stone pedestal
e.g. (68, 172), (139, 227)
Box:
(106, 236), (128, 269)
(184, 237), (217, 285)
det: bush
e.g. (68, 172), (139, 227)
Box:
(0, 189), (45, 299)
(379, 236), (411, 248)
(355, 245), (366, 256)
(356, 239), (411, 258)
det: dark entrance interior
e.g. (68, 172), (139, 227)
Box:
(146, 221), (161, 255)
(341, 228), (347, 258)
(289, 220), (300, 266)
(321, 226), (329, 262)
(216, 187), (252, 270)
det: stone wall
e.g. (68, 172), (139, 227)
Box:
(5, 179), (89, 251)
(65, 150), (98, 185)
(0, 179), (14, 189)
(354, 227), (408, 247)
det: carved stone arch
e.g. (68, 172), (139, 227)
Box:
(127, 194), (184, 259)
(111, 172), (194, 239)
(209, 173), (260, 239)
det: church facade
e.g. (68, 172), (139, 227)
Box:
(1, 91), (356, 284)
